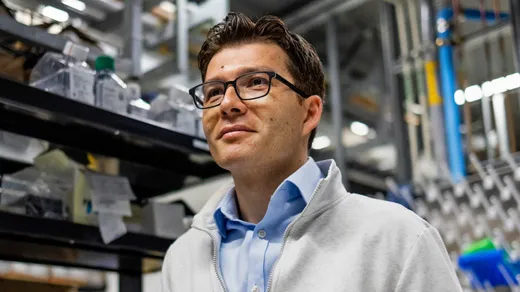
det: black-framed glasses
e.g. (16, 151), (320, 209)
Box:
(188, 71), (310, 109)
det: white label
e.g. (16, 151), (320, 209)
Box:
(98, 81), (127, 114)
(86, 172), (136, 201)
(98, 212), (127, 244)
(176, 111), (196, 136)
(91, 196), (132, 217)
(69, 67), (95, 104)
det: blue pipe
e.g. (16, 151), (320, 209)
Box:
(438, 8), (509, 23)
(438, 37), (466, 180)
(436, 8), (509, 181)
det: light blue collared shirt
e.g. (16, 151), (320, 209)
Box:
(213, 157), (323, 292)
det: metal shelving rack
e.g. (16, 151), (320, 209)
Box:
(0, 76), (223, 177)
(0, 76), (227, 292)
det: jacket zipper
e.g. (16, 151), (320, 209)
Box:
(211, 235), (228, 292)
(266, 179), (325, 292)
(195, 226), (228, 292)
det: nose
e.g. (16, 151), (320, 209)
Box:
(219, 84), (247, 117)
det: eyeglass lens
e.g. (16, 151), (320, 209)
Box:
(194, 72), (271, 108)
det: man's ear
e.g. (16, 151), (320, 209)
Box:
(302, 95), (323, 136)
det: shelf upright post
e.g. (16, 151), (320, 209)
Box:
(124, 0), (143, 78)
(380, 0), (412, 184)
(176, 0), (189, 83)
(119, 256), (143, 292)
(326, 16), (349, 189)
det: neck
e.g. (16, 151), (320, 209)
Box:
(231, 153), (307, 224)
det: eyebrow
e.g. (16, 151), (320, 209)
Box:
(205, 66), (276, 82)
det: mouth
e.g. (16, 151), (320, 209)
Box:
(218, 125), (255, 139)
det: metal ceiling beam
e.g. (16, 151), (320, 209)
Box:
(0, 15), (103, 62)
(284, 0), (373, 34)
(282, 0), (338, 27)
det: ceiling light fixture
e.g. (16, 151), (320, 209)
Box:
(40, 6), (70, 22)
(464, 85), (483, 103)
(454, 89), (465, 105)
(61, 0), (86, 11)
(350, 121), (370, 137)
(454, 73), (520, 105)
(159, 1), (176, 13)
(312, 136), (331, 150)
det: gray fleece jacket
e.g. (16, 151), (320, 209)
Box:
(161, 160), (463, 292)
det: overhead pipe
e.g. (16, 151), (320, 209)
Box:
(421, 0), (448, 170)
(436, 7), (509, 181)
(437, 8), (466, 182)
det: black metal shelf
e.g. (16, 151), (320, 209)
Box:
(0, 76), (224, 178)
(0, 211), (171, 274)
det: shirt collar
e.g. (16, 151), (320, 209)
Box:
(213, 189), (236, 238)
(213, 157), (323, 238)
(283, 157), (322, 204)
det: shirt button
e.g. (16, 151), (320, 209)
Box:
(251, 285), (260, 292)
(258, 229), (267, 239)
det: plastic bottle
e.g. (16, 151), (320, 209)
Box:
(30, 41), (95, 104)
(169, 86), (197, 136)
(126, 79), (150, 119)
(93, 56), (127, 114)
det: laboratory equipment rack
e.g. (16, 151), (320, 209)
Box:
(0, 210), (171, 291)
(0, 75), (224, 292)
(0, 76), (224, 178)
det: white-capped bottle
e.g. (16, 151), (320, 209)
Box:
(30, 41), (95, 104)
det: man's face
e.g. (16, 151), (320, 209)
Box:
(202, 42), (321, 172)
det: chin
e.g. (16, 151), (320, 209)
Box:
(212, 145), (256, 171)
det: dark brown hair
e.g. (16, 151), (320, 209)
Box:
(198, 12), (325, 150)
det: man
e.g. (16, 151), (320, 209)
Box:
(162, 12), (462, 292)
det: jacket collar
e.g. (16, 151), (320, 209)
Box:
(191, 159), (347, 231)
